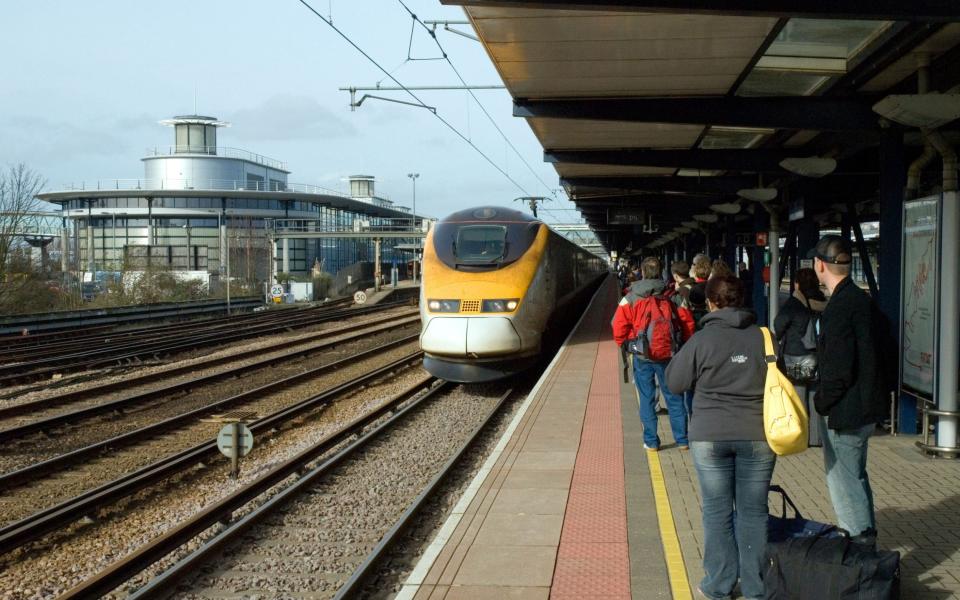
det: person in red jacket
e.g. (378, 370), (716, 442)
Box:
(613, 257), (695, 450)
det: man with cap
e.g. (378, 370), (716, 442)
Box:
(809, 235), (887, 548)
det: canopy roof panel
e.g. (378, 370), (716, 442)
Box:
(448, 0), (960, 253)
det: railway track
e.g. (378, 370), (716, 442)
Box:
(0, 299), (408, 387)
(58, 379), (516, 599)
(0, 298), (352, 363)
(0, 350), (428, 557)
(0, 308), (420, 442)
(0, 297), (264, 338)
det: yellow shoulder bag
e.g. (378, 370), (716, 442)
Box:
(760, 327), (808, 456)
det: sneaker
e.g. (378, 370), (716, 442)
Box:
(695, 585), (732, 600)
(678, 444), (689, 451)
(644, 444), (660, 452)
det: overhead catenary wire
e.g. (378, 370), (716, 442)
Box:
(296, 0), (531, 196)
(396, 0), (559, 199)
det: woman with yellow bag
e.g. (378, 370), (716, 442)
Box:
(666, 275), (778, 600)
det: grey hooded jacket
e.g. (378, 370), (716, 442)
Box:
(665, 307), (767, 442)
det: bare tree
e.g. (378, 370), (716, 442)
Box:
(0, 164), (47, 309)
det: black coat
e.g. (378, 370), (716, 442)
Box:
(774, 294), (824, 356)
(814, 277), (888, 430)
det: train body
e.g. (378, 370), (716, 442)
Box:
(419, 206), (607, 382)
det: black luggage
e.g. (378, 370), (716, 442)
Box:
(767, 485), (837, 543)
(764, 532), (901, 599)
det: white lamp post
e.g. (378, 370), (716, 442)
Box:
(407, 172), (420, 283)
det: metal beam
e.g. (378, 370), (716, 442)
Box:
(445, 0), (960, 21)
(562, 176), (757, 195)
(515, 97), (881, 131)
(547, 148), (807, 172)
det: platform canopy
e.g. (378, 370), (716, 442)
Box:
(443, 0), (960, 253)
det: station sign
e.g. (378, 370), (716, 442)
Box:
(607, 208), (647, 226)
(270, 284), (284, 298)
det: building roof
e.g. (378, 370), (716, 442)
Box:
(38, 188), (414, 220)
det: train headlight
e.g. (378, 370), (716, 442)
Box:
(427, 299), (460, 312)
(481, 299), (520, 312)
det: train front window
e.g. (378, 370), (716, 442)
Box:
(454, 225), (507, 264)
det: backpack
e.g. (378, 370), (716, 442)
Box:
(625, 296), (683, 361)
(688, 281), (709, 330)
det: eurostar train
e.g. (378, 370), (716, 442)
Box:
(419, 206), (608, 382)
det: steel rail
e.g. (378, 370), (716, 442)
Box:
(0, 352), (427, 557)
(0, 300), (411, 386)
(58, 374), (444, 600)
(0, 332), (421, 488)
(334, 387), (515, 599)
(0, 306), (418, 423)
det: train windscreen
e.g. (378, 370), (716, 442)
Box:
(454, 226), (507, 264)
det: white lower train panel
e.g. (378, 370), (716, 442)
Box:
(420, 316), (522, 357)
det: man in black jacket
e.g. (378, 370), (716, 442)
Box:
(809, 235), (886, 548)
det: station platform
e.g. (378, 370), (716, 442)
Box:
(397, 276), (960, 600)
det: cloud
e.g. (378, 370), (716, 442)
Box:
(0, 115), (132, 164)
(225, 95), (356, 141)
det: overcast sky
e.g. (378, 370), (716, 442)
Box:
(1, 0), (580, 222)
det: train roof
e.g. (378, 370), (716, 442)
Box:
(440, 206), (542, 224)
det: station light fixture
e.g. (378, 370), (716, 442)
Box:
(779, 156), (837, 178)
(872, 94), (960, 129)
(737, 187), (778, 202)
(675, 226), (693, 233)
(693, 213), (719, 224)
(709, 202), (741, 215)
(682, 220), (699, 228)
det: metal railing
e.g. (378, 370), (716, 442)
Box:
(58, 179), (351, 197)
(0, 211), (62, 237)
(145, 146), (287, 171)
(268, 217), (425, 235)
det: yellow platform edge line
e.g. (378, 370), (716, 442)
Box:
(647, 449), (694, 600)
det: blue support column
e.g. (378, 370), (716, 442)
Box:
(879, 129), (913, 432)
(724, 216), (737, 268)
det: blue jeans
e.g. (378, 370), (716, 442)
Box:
(822, 419), (876, 537)
(692, 440), (776, 600)
(633, 357), (688, 448)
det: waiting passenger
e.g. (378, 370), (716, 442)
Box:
(665, 276), (773, 600)
(667, 260), (695, 310)
(709, 259), (733, 280)
(809, 235), (887, 549)
(773, 267), (825, 382)
(688, 256), (711, 329)
(613, 256), (694, 451)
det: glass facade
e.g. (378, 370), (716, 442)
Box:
(68, 194), (411, 280)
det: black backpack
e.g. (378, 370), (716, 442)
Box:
(764, 535), (901, 599)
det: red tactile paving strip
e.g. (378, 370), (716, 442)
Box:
(551, 308), (631, 599)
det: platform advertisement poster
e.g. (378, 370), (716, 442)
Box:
(900, 195), (940, 398)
